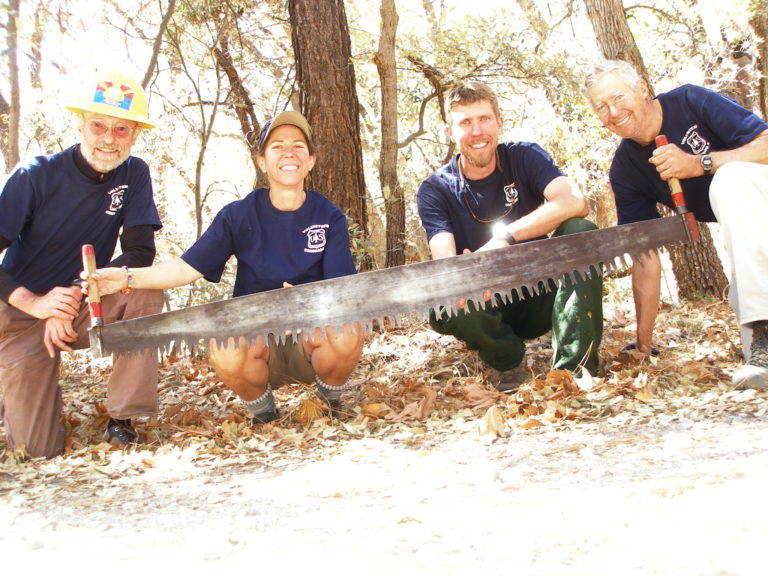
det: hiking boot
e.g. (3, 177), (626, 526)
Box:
(732, 366), (768, 390)
(733, 321), (768, 389)
(325, 398), (344, 419)
(487, 363), (530, 393)
(250, 409), (280, 425)
(106, 418), (138, 447)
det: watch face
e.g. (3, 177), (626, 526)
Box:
(701, 154), (713, 172)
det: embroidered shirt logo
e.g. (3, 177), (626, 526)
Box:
(303, 224), (329, 253)
(106, 185), (127, 215)
(682, 125), (710, 155)
(503, 182), (519, 208)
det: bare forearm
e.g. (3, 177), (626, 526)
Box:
(506, 196), (587, 242)
(428, 232), (458, 259)
(506, 176), (589, 242)
(7, 285), (40, 314)
(711, 130), (768, 172)
(91, 257), (204, 295)
(8, 284), (81, 320)
(632, 250), (662, 353)
(131, 258), (203, 290)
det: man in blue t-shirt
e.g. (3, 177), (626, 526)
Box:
(583, 59), (768, 389)
(0, 73), (163, 458)
(417, 80), (603, 391)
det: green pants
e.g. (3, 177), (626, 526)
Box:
(429, 218), (603, 375)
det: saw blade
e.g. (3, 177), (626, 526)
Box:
(89, 215), (692, 357)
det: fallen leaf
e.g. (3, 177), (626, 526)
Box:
(521, 418), (545, 429)
(462, 383), (501, 407)
(635, 389), (654, 403)
(221, 420), (242, 439)
(415, 386), (438, 420)
(477, 406), (505, 437)
(361, 402), (394, 419)
(294, 399), (326, 426)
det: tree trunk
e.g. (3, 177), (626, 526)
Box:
(376, 0), (405, 268)
(30, 0), (45, 89)
(142, 0), (176, 89)
(583, 0), (651, 93)
(584, 0), (728, 301)
(750, 10), (768, 120)
(6, 0), (21, 169)
(667, 222), (728, 300)
(0, 91), (9, 171)
(288, 0), (372, 270)
(214, 27), (261, 176)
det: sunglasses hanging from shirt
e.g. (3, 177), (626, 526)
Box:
(458, 150), (514, 223)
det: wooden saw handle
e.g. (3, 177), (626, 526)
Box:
(81, 244), (104, 327)
(654, 135), (699, 242)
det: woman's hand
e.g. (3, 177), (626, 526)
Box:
(81, 267), (128, 297)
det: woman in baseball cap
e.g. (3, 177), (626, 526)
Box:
(87, 111), (364, 426)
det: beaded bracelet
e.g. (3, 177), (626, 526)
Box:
(121, 266), (133, 295)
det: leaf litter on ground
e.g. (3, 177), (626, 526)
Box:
(2, 292), (767, 502)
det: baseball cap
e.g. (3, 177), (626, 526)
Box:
(258, 110), (313, 152)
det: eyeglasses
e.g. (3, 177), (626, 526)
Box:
(86, 119), (136, 140)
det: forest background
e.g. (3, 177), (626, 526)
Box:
(3, 3), (768, 569)
(2, 0), (766, 310)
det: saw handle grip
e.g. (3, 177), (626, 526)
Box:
(81, 244), (104, 327)
(654, 135), (699, 242)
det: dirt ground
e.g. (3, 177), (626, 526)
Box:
(1, 296), (767, 574)
(2, 414), (767, 574)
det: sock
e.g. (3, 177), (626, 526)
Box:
(241, 384), (276, 417)
(315, 375), (352, 402)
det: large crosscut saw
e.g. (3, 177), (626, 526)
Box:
(85, 214), (698, 358)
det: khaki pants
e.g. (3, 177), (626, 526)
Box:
(709, 162), (768, 360)
(266, 334), (316, 387)
(0, 289), (163, 458)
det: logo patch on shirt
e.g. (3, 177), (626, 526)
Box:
(682, 125), (710, 154)
(303, 224), (329, 253)
(106, 185), (127, 215)
(503, 182), (519, 208)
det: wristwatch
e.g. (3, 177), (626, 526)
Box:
(491, 221), (516, 244)
(700, 153), (713, 175)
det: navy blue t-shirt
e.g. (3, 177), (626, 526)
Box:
(182, 188), (356, 297)
(610, 84), (768, 224)
(0, 145), (161, 293)
(417, 142), (563, 253)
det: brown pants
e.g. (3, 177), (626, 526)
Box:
(0, 289), (163, 458)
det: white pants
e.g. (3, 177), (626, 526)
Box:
(709, 162), (768, 359)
